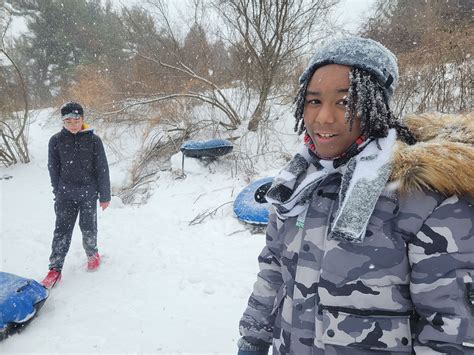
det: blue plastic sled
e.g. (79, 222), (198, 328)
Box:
(180, 139), (233, 158)
(0, 272), (48, 340)
(233, 177), (274, 226)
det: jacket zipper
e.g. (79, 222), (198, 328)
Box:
(318, 304), (415, 317)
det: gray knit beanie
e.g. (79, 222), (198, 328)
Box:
(299, 36), (399, 99)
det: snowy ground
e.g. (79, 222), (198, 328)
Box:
(0, 108), (299, 354)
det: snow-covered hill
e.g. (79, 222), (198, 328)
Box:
(0, 107), (299, 354)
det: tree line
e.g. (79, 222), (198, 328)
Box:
(0, 0), (472, 167)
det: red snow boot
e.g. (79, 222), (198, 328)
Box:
(87, 252), (101, 271)
(41, 269), (62, 289)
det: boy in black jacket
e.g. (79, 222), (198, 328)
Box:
(41, 102), (111, 289)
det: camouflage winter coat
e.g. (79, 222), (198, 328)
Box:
(239, 114), (474, 354)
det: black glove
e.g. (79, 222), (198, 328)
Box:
(237, 337), (269, 355)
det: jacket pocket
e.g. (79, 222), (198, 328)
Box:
(458, 269), (474, 347)
(319, 305), (413, 352)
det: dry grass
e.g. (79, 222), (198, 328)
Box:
(55, 65), (117, 114)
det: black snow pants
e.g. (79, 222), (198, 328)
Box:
(49, 199), (98, 271)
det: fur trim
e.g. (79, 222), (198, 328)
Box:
(391, 113), (474, 198)
(403, 112), (473, 144)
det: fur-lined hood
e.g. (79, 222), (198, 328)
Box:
(391, 112), (474, 198)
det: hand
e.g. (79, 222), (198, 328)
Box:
(100, 201), (110, 211)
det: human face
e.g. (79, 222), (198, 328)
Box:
(303, 64), (362, 159)
(63, 117), (84, 134)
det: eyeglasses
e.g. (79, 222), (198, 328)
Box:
(63, 119), (82, 126)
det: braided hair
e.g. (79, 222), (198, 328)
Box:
(294, 67), (416, 145)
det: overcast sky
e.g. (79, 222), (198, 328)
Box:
(336, 0), (378, 32)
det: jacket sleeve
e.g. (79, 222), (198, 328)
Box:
(238, 211), (283, 351)
(94, 136), (111, 203)
(408, 195), (474, 354)
(47, 135), (60, 194)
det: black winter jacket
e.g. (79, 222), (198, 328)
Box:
(48, 127), (111, 202)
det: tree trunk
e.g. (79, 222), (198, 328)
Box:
(247, 83), (271, 131)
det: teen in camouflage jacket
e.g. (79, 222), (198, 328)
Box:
(239, 114), (474, 355)
(238, 36), (474, 355)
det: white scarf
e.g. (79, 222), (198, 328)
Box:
(266, 129), (397, 243)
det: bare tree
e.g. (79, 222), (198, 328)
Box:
(0, 7), (30, 166)
(115, 0), (338, 131)
(102, 2), (242, 130)
(216, 0), (338, 131)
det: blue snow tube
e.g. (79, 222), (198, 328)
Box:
(0, 272), (48, 340)
(180, 139), (233, 158)
(234, 177), (274, 226)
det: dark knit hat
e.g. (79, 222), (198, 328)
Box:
(299, 36), (399, 99)
(61, 102), (84, 119)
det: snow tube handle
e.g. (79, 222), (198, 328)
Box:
(254, 182), (272, 204)
(16, 281), (33, 293)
